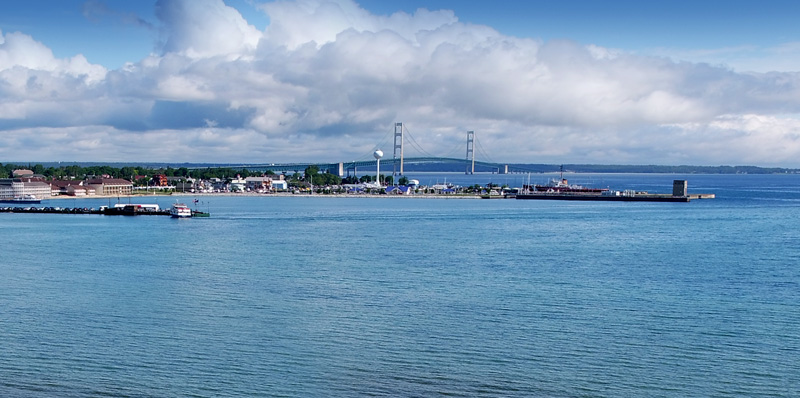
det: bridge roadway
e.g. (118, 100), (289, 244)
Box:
(194, 157), (527, 175)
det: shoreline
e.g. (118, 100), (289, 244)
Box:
(43, 192), (486, 200)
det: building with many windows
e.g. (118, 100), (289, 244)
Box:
(0, 178), (52, 199)
(86, 178), (133, 196)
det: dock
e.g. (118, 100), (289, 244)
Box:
(515, 193), (715, 202)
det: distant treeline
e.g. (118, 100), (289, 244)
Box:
(506, 164), (799, 174)
(405, 163), (799, 174)
(0, 163), (271, 181)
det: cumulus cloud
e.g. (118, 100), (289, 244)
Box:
(1, 0), (800, 167)
(0, 30), (107, 83)
(155, 0), (261, 58)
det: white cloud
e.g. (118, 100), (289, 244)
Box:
(1, 0), (800, 167)
(0, 30), (107, 83)
(645, 42), (800, 74)
(155, 0), (261, 58)
(260, 0), (458, 49)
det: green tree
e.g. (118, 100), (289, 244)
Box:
(304, 165), (320, 182)
(120, 166), (137, 180)
(65, 165), (81, 178)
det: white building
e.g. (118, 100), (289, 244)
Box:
(0, 179), (52, 200)
(230, 176), (247, 192)
(86, 178), (133, 196)
(245, 176), (272, 191)
(272, 180), (288, 190)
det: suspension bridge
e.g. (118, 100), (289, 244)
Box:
(206, 123), (528, 176)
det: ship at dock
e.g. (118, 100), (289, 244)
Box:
(527, 178), (608, 194)
(0, 194), (41, 204)
(170, 203), (193, 218)
(516, 179), (715, 202)
(524, 166), (608, 194)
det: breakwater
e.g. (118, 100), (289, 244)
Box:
(1, 204), (211, 217)
(0, 205), (169, 216)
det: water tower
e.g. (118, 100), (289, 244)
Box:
(373, 149), (383, 186)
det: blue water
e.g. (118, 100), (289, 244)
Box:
(2, 174), (799, 397)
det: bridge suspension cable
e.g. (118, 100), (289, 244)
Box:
(440, 139), (464, 159)
(474, 135), (496, 164)
(402, 126), (438, 158)
(349, 125), (394, 163)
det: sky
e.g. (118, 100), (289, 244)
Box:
(2, 0), (800, 167)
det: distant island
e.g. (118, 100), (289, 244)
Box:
(6, 162), (799, 175)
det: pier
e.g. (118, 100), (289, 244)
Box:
(515, 192), (715, 202)
(515, 180), (715, 202)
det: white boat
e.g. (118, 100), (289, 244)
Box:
(0, 194), (41, 204)
(170, 203), (192, 218)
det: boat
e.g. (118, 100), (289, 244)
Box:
(0, 194), (41, 204)
(170, 203), (192, 218)
(192, 210), (210, 217)
(191, 199), (210, 217)
(525, 166), (608, 194)
(528, 178), (608, 193)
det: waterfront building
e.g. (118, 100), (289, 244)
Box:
(49, 180), (87, 196)
(230, 176), (247, 192)
(152, 174), (169, 186)
(86, 178), (133, 196)
(66, 185), (95, 196)
(271, 180), (288, 190)
(0, 178), (52, 199)
(245, 176), (272, 192)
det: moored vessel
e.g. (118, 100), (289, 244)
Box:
(0, 194), (41, 204)
(170, 203), (192, 218)
(526, 166), (608, 194)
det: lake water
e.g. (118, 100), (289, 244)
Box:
(1, 173), (799, 397)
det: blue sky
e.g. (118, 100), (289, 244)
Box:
(1, 0), (800, 166)
(5, 0), (799, 70)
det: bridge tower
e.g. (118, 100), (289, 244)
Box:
(465, 130), (475, 174)
(393, 122), (404, 179)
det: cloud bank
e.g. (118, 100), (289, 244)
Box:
(1, 0), (800, 166)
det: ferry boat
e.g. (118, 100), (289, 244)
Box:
(0, 194), (41, 204)
(170, 203), (192, 218)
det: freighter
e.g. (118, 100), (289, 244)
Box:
(524, 167), (608, 194)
